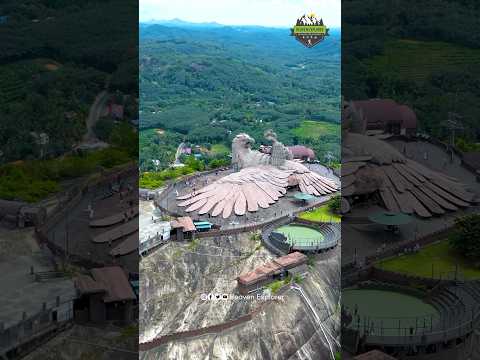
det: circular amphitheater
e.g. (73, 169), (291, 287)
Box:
(343, 287), (441, 337)
(342, 280), (480, 354)
(264, 220), (340, 255)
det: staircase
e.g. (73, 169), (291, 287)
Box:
(34, 271), (68, 282)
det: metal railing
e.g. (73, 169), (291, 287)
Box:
(345, 304), (480, 346)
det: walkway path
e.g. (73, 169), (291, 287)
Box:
(291, 284), (338, 360)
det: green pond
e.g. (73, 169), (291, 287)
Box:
(276, 224), (324, 246)
(343, 289), (440, 336)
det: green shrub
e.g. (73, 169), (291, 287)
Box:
(267, 280), (284, 294)
(0, 147), (133, 202)
(450, 214), (480, 261)
(293, 274), (303, 284)
(249, 230), (261, 241)
(328, 195), (341, 213)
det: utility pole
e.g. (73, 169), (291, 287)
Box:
(65, 211), (69, 263)
(442, 112), (464, 148)
(324, 151), (334, 167)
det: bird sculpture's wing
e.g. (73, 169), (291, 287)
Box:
(283, 160), (339, 196)
(342, 133), (476, 218)
(343, 158), (475, 218)
(176, 166), (292, 218)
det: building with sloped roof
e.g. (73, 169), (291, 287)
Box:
(352, 99), (417, 136)
(74, 266), (136, 324)
(171, 216), (196, 241)
(237, 252), (308, 294)
(288, 145), (316, 161)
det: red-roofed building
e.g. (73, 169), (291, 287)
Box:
(171, 216), (196, 241)
(237, 252), (308, 294)
(274, 251), (308, 269)
(288, 145), (316, 161)
(103, 103), (124, 120)
(74, 266), (136, 324)
(352, 99), (417, 136)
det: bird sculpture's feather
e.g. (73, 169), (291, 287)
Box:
(177, 164), (337, 218)
(342, 133), (475, 218)
(176, 133), (339, 217)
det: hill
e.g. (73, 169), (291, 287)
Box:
(367, 39), (480, 83)
(343, 0), (480, 142)
(0, 0), (138, 163)
(139, 23), (341, 171)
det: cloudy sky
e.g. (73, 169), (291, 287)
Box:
(139, 0), (341, 28)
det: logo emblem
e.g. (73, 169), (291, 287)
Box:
(291, 13), (329, 48)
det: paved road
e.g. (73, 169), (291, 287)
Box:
(83, 90), (109, 143)
(74, 90), (110, 151)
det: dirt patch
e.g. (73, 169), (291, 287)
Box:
(45, 63), (60, 71)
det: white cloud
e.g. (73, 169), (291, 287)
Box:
(139, 0), (341, 28)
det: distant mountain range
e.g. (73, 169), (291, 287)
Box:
(141, 18), (340, 31)
(141, 18), (225, 28)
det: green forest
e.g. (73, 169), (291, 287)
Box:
(343, 0), (480, 143)
(0, 0), (138, 163)
(0, 0), (138, 201)
(139, 23), (341, 173)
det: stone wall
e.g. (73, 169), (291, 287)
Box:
(139, 305), (265, 351)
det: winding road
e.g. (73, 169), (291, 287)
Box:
(83, 90), (109, 143)
(74, 90), (110, 150)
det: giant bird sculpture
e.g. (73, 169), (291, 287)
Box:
(342, 101), (476, 217)
(176, 131), (338, 218)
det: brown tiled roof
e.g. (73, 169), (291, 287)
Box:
(274, 251), (308, 268)
(90, 267), (136, 303)
(288, 145), (315, 159)
(353, 99), (417, 130)
(75, 274), (106, 295)
(238, 261), (282, 285)
(355, 350), (397, 360)
(171, 217), (196, 232)
(237, 252), (307, 285)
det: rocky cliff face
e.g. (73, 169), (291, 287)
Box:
(140, 201), (340, 360)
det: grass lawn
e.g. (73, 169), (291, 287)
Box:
(210, 143), (230, 155)
(377, 240), (480, 280)
(298, 205), (341, 223)
(367, 39), (480, 83)
(292, 120), (340, 140)
(140, 166), (195, 190)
